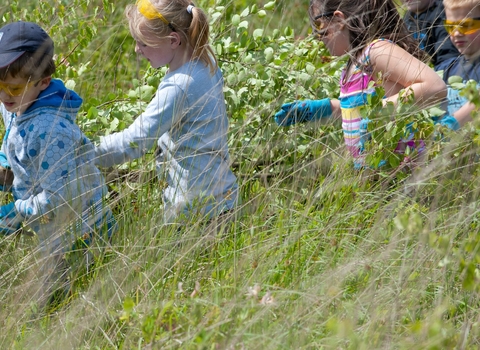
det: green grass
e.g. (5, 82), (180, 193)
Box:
(2, 134), (479, 349)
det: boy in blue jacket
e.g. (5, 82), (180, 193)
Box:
(437, 0), (480, 130)
(0, 21), (116, 306)
(402, 0), (459, 70)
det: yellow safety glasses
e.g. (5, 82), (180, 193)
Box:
(0, 80), (38, 97)
(444, 18), (480, 35)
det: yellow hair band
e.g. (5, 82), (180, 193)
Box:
(136, 0), (175, 31)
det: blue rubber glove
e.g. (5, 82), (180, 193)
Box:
(439, 115), (460, 131)
(0, 202), (16, 219)
(274, 98), (332, 126)
(0, 202), (21, 235)
(0, 152), (9, 169)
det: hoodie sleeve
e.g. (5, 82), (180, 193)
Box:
(14, 121), (81, 221)
(95, 82), (186, 167)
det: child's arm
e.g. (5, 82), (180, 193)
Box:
(273, 98), (341, 126)
(448, 101), (475, 129)
(95, 84), (183, 167)
(0, 126), (82, 233)
(369, 41), (447, 108)
(12, 129), (82, 222)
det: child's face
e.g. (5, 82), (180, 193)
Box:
(445, 6), (480, 60)
(310, 10), (350, 56)
(402, 0), (434, 13)
(0, 75), (50, 115)
(133, 28), (183, 71)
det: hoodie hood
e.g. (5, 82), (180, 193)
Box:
(19, 78), (82, 122)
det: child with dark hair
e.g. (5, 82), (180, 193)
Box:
(274, 0), (447, 168)
(402, 0), (459, 70)
(95, 0), (238, 224)
(0, 21), (116, 306)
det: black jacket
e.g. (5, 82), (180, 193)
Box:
(403, 0), (459, 69)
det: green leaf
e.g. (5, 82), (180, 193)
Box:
(210, 11), (222, 22)
(238, 20), (249, 29)
(264, 1), (276, 11)
(447, 75), (463, 85)
(87, 106), (98, 120)
(284, 26), (294, 37)
(119, 296), (135, 321)
(232, 14), (240, 26)
(265, 47), (274, 62)
(108, 118), (120, 133)
(257, 10), (267, 18)
(240, 7), (250, 17)
(428, 107), (445, 117)
(100, 117), (108, 126)
(305, 63), (315, 75)
(65, 79), (76, 90)
(298, 72), (311, 82)
(253, 28), (264, 39)
(227, 73), (237, 86)
(450, 82), (465, 90)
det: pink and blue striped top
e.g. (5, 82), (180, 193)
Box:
(339, 39), (386, 162)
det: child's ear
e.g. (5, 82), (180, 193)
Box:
(333, 10), (347, 29)
(39, 76), (51, 91)
(170, 32), (182, 48)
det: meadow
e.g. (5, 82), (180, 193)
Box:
(0, 0), (480, 349)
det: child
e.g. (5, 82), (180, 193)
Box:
(436, 0), (480, 130)
(0, 21), (116, 304)
(274, 0), (447, 167)
(95, 0), (238, 224)
(403, 0), (459, 70)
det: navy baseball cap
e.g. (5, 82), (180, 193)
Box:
(0, 21), (54, 68)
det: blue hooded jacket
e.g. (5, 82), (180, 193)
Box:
(0, 79), (114, 252)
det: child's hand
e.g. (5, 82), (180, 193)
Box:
(0, 153), (9, 169)
(0, 202), (15, 219)
(274, 99), (332, 126)
(0, 202), (22, 235)
(439, 115), (460, 131)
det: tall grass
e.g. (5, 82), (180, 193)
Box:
(0, 0), (479, 349)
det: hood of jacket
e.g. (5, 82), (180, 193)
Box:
(17, 78), (83, 123)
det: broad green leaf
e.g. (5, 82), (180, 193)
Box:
(253, 28), (264, 39)
(264, 1), (276, 10)
(232, 14), (240, 26)
(265, 47), (274, 62)
(240, 7), (250, 17)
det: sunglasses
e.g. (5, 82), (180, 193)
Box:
(444, 17), (480, 35)
(311, 11), (335, 37)
(0, 80), (39, 97)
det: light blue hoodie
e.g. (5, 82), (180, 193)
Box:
(0, 79), (115, 253)
(95, 60), (238, 222)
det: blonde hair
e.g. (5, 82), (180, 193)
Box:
(126, 0), (217, 74)
(444, 0), (480, 11)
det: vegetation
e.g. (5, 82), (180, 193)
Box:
(0, 0), (480, 348)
